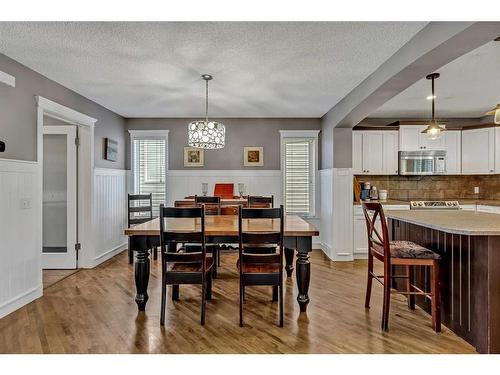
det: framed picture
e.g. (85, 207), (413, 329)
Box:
(184, 146), (204, 167)
(104, 138), (118, 161)
(244, 146), (264, 167)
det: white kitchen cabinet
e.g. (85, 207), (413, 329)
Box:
(462, 128), (495, 174)
(399, 125), (445, 151)
(352, 131), (398, 175)
(442, 130), (461, 174)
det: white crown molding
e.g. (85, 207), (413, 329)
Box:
(0, 70), (15, 88)
(36, 96), (97, 127)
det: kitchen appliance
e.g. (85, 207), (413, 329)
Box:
(369, 186), (379, 200)
(410, 200), (460, 209)
(399, 150), (446, 175)
(379, 189), (388, 200)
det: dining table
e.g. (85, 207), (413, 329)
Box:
(124, 214), (319, 313)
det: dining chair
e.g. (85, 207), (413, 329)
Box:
(238, 205), (284, 327)
(247, 195), (274, 208)
(127, 193), (156, 264)
(214, 183), (234, 199)
(362, 202), (441, 332)
(159, 205), (213, 326)
(192, 195), (221, 275)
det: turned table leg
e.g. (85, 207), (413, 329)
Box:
(296, 249), (310, 312)
(285, 247), (294, 277)
(134, 247), (150, 311)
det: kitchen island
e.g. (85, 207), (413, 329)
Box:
(386, 209), (500, 354)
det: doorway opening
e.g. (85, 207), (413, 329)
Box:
(42, 116), (78, 275)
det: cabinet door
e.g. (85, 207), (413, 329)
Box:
(462, 128), (495, 174)
(362, 132), (384, 174)
(383, 131), (399, 175)
(443, 130), (461, 174)
(353, 214), (368, 257)
(352, 131), (363, 174)
(399, 126), (421, 151)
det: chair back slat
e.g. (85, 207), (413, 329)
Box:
(165, 251), (203, 263)
(247, 195), (274, 208)
(241, 208), (281, 219)
(361, 202), (390, 262)
(242, 232), (281, 244)
(162, 232), (203, 243)
(128, 193), (153, 228)
(242, 253), (279, 264)
(162, 207), (204, 218)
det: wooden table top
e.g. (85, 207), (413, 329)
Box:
(124, 215), (319, 237)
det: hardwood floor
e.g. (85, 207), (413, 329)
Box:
(43, 269), (79, 289)
(0, 250), (476, 353)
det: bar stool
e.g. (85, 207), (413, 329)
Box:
(362, 202), (441, 332)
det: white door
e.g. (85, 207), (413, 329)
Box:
(362, 132), (384, 174)
(462, 128), (495, 174)
(42, 125), (78, 269)
(399, 126), (422, 151)
(443, 130), (461, 174)
(352, 131), (363, 174)
(383, 131), (399, 175)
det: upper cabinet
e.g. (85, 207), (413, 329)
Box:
(399, 125), (444, 151)
(462, 127), (495, 174)
(352, 131), (398, 175)
(442, 130), (461, 174)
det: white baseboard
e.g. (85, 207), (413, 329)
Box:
(89, 242), (127, 268)
(0, 285), (43, 319)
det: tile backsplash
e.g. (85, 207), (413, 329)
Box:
(354, 175), (500, 201)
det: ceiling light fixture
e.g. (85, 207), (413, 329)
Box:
(421, 73), (445, 140)
(486, 104), (500, 125)
(188, 74), (225, 149)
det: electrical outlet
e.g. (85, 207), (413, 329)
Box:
(474, 187), (480, 194)
(20, 198), (32, 209)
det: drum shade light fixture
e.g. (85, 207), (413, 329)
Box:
(188, 74), (225, 149)
(486, 104), (500, 125)
(421, 73), (446, 140)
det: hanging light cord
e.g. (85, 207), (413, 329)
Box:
(431, 76), (435, 121)
(205, 78), (209, 123)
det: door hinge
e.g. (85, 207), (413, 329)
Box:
(75, 137), (80, 146)
(75, 243), (81, 251)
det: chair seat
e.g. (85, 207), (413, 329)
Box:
(167, 257), (214, 272)
(236, 259), (280, 273)
(374, 240), (440, 260)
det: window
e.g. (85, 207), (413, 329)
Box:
(130, 131), (169, 217)
(280, 130), (319, 217)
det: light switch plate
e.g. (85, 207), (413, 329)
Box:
(20, 198), (32, 209)
(474, 187), (480, 194)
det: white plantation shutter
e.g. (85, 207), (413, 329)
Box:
(133, 138), (167, 217)
(283, 138), (314, 216)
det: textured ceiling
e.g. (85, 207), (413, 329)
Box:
(0, 22), (426, 118)
(372, 41), (500, 118)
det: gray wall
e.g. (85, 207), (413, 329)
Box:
(126, 118), (322, 170)
(0, 53), (126, 169)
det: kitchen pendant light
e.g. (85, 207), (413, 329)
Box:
(187, 74), (225, 149)
(421, 73), (445, 140)
(486, 104), (500, 125)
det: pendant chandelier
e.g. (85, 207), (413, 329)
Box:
(421, 73), (446, 140)
(188, 74), (225, 149)
(486, 104), (500, 125)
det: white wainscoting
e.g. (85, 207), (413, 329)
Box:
(90, 168), (127, 267)
(0, 159), (42, 319)
(166, 170), (282, 206)
(319, 169), (333, 257)
(331, 168), (354, 261)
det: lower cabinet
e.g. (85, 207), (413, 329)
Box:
(353, 204), (409, 259)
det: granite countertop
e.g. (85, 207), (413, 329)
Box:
(385, 209), (500, 236)
(353, 199), (409, 206)
(354, 199), (500, 207)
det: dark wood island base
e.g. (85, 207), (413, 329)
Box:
(390, 218), (500, 353)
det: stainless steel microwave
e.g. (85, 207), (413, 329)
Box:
(398, 150), (446, 175)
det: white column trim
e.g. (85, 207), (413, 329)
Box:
(0, 69), (15, 87)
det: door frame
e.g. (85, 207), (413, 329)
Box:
(42, 125), (78, 269)
(37, 96), (97, 270)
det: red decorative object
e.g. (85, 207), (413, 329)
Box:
(214, 183), (234, 199)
